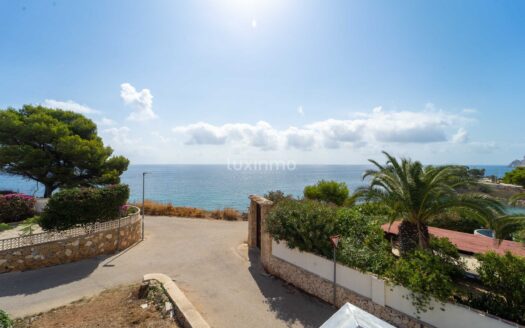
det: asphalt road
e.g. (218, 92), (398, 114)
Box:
(0, 216), (335, 327)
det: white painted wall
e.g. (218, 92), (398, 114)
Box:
(271, 241), (517, 328)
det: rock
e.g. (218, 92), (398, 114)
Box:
(164, 302), (174, 318)
(85, 241), (92, 247)
(140, 303), (148, 309)
(509, 156), (525, 167)
(65, 249), (72, 257)
(105, 234), (112, 240)
(71, 240), (79, 247)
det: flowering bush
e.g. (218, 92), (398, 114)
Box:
(40, 185), (129, 231)
(0, 193), (35, 223)
(120, 204), (138, 217)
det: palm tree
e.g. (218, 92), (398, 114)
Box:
(509, 192), (525, 206)
(460, 192), (525, 244)
(360, 151), (504, 255)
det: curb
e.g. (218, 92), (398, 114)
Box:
(143, 273), (210, 328)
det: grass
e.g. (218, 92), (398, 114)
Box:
(133, 200), (246, 221)
(0, 222), (13, 232)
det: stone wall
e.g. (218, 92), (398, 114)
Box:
(0, 214), (141, 273)
(268, 255), (428, 328)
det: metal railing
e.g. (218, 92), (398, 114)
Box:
(0, 209), (140, 252)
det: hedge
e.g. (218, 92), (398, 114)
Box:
(40, 184), (130, 231)
(266, 199), (338, 258)
(0, 193), (35, 223)
(266, 199), (394, 273)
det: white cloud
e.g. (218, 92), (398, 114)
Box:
(297, 105), (304, 116)
(173, 122), (228, 145)
(102, 126), (157, 161)
(452, 128), (469, 144)
(173, 121), (279, 150)
(364, 109), (455, 143)
(171, 106), (473, 151)
(104, 126), (134, 145)
(43, 99), (98, 114)
(284, 127), (316, 150)
(462, 108), (477, 114)
(97, 117), (115, 126)
(151, 132), (170, 143)
(372, 106), (382, 113)
(120, 83), (157, 121)
(306, 119), (365, 149)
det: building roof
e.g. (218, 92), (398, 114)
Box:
(382, 221), (525, 257)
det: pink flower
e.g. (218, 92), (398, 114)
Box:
(2, 193), (34, 201)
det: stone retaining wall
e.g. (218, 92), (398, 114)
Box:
(0, 214), (141, 273)
(268, 255), (427, 328)
(266, 239), (427, 327)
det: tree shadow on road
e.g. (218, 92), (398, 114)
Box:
(0, 256), (105, 297)
(248, 248), (335, 328)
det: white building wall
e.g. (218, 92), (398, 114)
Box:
(272, 240), (517, 328)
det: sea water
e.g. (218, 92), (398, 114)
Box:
(0, 165), (513, 211)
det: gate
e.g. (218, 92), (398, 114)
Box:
(256, 203), (262, 249)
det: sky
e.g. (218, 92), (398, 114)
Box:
(1, 0), (524, 165)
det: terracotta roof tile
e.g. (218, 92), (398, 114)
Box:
(382, 221), (525, 257)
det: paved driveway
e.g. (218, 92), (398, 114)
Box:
(0, 216), (334, 327)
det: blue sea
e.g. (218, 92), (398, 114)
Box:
(0, 165), (513, 211)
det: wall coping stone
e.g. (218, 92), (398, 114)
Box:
(248, 195), (273, 206)
(143, 273), (210, 328)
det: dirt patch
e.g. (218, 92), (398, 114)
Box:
(14, 284), (179, 328)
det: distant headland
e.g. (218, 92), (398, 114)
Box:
(509, 156), (525, 167)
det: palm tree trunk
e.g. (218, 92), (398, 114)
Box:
(416, 221), (430, 249)
(398, 220), (419, 256)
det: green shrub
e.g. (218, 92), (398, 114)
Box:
(267, 199), (338, 258)
(469, 252), (525, 324)
(263, 190), (293, 204)
(19, 216), (41, 236)
(267, 199), (394, 273)
(503, 167), (525, 187)
(337, 208), (394, 274)
(353, 201), (393, 224)
(0, 223), (12, 232)
(386, 237), (465, 313)
(303, 180), (349, 206)
(0, 310), (12, 328)
(40, 184), (129, 231)
(0, 193), (35, 223)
